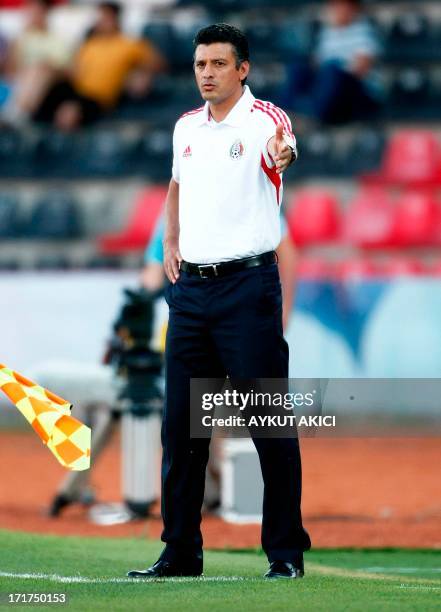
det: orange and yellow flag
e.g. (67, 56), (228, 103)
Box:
(0, 364), (91, 471)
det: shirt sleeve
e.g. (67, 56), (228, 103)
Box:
(317, 20), (381, 65)
(171, 122), (180, 183)
(356, 23), (381, 57)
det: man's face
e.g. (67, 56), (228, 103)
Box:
(327, 0), (359, 27)
(25, 0), (48, 28)
(194, 42), (249, 104)
(95, 7), (119, 35)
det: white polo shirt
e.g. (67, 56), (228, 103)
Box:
(172, 85), (296, 264)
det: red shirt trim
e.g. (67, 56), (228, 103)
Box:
(260, 153), (281, 206)
(254, 100), (293, 137)
(180, 106), (205, 119)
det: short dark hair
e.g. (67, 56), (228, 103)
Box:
(30, 0), (53, 8)
(99, 2), (121, 18)
(193, 23), (250, 85)
(329, 0), (362, 5)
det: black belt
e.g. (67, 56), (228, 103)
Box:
(180, 251), (277, 279)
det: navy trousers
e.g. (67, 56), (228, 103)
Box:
(160, 262), (311, 564)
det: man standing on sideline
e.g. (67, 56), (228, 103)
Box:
(128, 23), (311, 580)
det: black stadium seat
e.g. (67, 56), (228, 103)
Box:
(33, 131), (79, 178)
(387, 69), (440, 120)
(0, 193), (22, 238)
(142, 22), (176, 67)
(274, 20), (316, 60)
(85, 255), (123, 269)
(131, 128), (173, 180)
(245, 23), (280, 61)
(0, 129), (23, 178)
(34, 255), (71, 270)
(170, 26), (201, 72)
(79, 131), (129, 177)
(25, 192), (83, 239)
(0, 259), (20, 271)
(341, 129), (385, 176)
(294, 131), (337, 179)
(176, 0), (321, 12)
(186, 0), (242, 14)
(385, 13), (433, 62)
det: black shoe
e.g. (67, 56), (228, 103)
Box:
(264, 560), (304, 579)
(47, 494), (72, 517)
(127, 559), (203, 579)
(47, 489), (96, 517)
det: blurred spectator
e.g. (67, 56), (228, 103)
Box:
(281, 0), (383, 124)
(3, 0), (71, 123)
(33, 2), (166, 131)
(0, 32), (11, 112)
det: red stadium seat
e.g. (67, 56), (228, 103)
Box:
(98, 185), (167, 255)
(433, 205), (441, 245)
(429, 261), (441, 276)
(287, 189), (341, 246)
(337, 258), (380, 281)
(343, 187), (398, 248)
(0, 0), (66, 5)
(394, 190), (439, 246)
(382, 257), (425, 277)
(363, 130), (441, 186)
(0, 0), (27, 5)
(338, 257), (425, 278)
(296, 257), (335, 280)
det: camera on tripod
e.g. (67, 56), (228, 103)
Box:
(108, 287), (163, 410)
(105, 287), (164, 517)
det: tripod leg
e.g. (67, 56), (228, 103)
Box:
(48, 403), (117, 516)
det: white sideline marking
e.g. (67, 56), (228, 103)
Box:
(1, 568), (440, 587)
(397, 585), (441, 591)
(306, 563), (441, 585)
(363, 567), (441, 574)
(0, 571), (246, 584)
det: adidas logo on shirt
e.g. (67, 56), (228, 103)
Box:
(183, 145), (192, 158)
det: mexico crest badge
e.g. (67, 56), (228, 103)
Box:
(230, 139), (245, 160)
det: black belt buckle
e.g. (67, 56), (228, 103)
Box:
(198, 263), (219, 279)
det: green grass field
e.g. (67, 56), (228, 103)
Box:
(1, 531), (440, 611)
